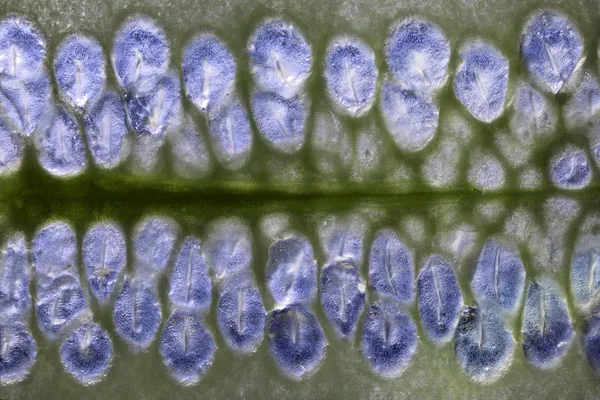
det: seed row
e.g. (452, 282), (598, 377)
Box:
(0, 11), (597, 189)
(1, 211), (600, 385)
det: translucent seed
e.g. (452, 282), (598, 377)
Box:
(0, 15), (46, 78)
(385, 18), (450, 95)
(521, 11), (583, 94)
(132, 215), (179, 278)
(113, 276), (162, 350)
(216, 273), (266, 354)
(471, 238), (526, 313)
(436, 224), (478, 265)
(248, 18), (312, 97)
(454, 304), (515, 383)
(522, 280), (574, 369)
(319, 214), (365, 265)
(571, 246), (600, 311)
(417, 255), (463, 344)
(204, 217), (253, 279)
(351, 123), (384, 181)
(0, 323), (37, 385)
(324, 36), (378, 117)
(467, 153), (506, 191)
(510, 82), (557, 143)
(475, 200), (507, 224)
(520, 167), (543, 189)
(59, 322), (113, 385)
(266, 234), (317, 306)
(82, 222), (127, 305)
(182, 33), (236, 115)
(207, 95), (253, 170)
(361, 301), (418, 378)
(320, 259), (366, 339)
(549, 146), (591, 190)
(129, 130), (165, 174)
(159, 310), (216, 386)
(403, 215), (430, 249)
(83, 90), (130, 169)
(268, 303), (326, 380)
(112, 14), (170, 91)
(380, 77), (439, 152)
(0, 74), (51, 137)
(543, 196), (581, 269)
(169, 115), (211, 179)
(563, 73), (600, 131)
(311, 110), (352, 176)
(368, 229), (415, 305)
(168, 236), (212, 312)
(570, 214), (600, 310)
(453, 40), (509, 123)
(54, 34), (106, 110)
(0, 119), (22, 175)
(124, 71), (182, 138)
(34, 105), (87, 177)
(422, 136), (461, 188)
(251, 91), (307, 154)
(493, 135), (528, 172)
(259, 213), (292, 239)
(0, 233), (30, 319)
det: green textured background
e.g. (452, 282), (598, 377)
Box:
(0, 0), (600, 398)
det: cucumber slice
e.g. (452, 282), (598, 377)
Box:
(0, 0), (599, 399)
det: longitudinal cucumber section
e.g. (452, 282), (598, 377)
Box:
(0, 10), (597, 193)
(0, 0), (599, 397)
